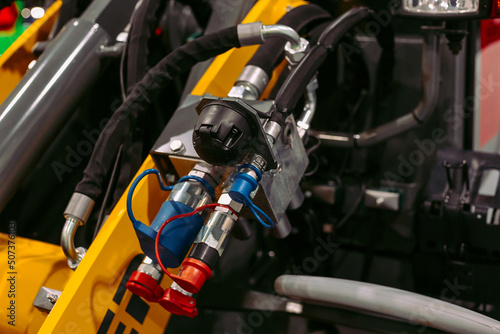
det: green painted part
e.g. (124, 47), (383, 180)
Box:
(0, 1), (27, 55)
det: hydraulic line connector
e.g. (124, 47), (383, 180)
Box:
(126, 163), (224, 302)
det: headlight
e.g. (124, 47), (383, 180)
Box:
(403, 0), (479, 14)
(398, 0), (494, 19)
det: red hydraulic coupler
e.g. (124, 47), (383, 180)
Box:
(126, 257), (164, 302)
(174, 258), (212, 294)
(126, 271), (164, 302)
(159, 286), (198, 318)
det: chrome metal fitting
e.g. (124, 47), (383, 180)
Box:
(297, 76), (319, 138)
(235, 65), (269, 98)
(67, 246), (87, 270)
(264, 121), (282, 144)
(237, 22), (301, 50)
(262, 24), (301, 49)
(138, 257), (163, 282)
(285, 37), (310, 65)
(242, 153), (267, 173)
(170, 281), (193, 297)
(228, 84), (259, 100)
(194, 210), (238, 255)
(63, 192), (95, 224)
(61, 216), (87, 269)
(237, 22), (264, 46)
(189, 163), (225, 191)
(217, 193), (244, 212)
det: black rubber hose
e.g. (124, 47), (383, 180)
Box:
(246, 4), (331, 78)
(275, 7), (371, 114)
(75, 26), (241, 200)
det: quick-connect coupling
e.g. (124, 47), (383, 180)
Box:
(126, 256), (164, 302)
(129, 164), (224, 269)
(228, 159), (274, 228)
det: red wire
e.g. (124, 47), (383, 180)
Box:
(154, 203), (238, 281)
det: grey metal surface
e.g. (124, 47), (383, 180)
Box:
(288, 186), (304, 210)
(0, 18), (111, 211)
(33, 286), (62, 313)
(255, 116), (309, 238)
(63, 193), (95, 223)
(364, 189), (400, 211)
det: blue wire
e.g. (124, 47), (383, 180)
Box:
(127, 169), (174, 226)
(237, 192), (274, 229)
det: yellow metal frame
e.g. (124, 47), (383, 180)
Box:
(0, 0), (62, 104)
(0, 1), (307, 333)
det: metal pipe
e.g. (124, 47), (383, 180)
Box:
(275, 275), (500, 334)
(61, 217), (80, 263)
(297, 77), (319, 138)
(312, 27), (442, 148)
(261, 24), (301, 49)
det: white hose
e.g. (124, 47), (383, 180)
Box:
(274, 275), (500, 334)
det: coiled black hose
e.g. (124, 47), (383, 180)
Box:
(75, 26), (241, 200)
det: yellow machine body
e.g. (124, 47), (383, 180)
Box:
(0, 0), (305, 333)
(0, 0), (61, 104)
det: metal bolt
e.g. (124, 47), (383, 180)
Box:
(47, 294), (58, 304)
(170, 140), (185, 154)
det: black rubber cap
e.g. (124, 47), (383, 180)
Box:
(193, 101), (256, 166)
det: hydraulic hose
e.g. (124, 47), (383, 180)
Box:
(312, 26), (442, 148)
(75, 26), (241, 200)
(274, 7), (371, 114)
(275, 275), (500, 334)
(246, 4), (331, 79)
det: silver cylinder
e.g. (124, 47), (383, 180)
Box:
(168, 181), (213, 210)
(235, 65), (270, 98)
(63, 192), (95, 224)
(237, 22), (264, 46)
(194, 209), (237, 256)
